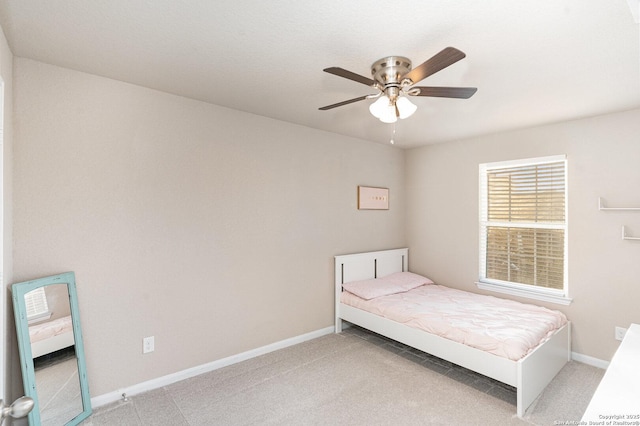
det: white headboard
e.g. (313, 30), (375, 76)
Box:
(334, 248), (408, 321)
(335, 248), (408, 285)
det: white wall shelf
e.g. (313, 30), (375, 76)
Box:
(598, 197), (640, 211)
(598, 198), (640, 240)
(622, 226), (640, 241)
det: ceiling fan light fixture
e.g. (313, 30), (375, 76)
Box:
(369, 96), (397, 123)
(379, 109), (398, 123)
(369, 94), (415, 123)
(369, 95), (390, 118)
(396, 96), (417, 119)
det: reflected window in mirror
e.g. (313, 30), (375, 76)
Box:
(25, 287), (50, 323)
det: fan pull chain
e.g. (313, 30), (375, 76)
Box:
(390, 123), (396, 144)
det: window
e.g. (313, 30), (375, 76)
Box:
(25, 287), (51, 322)
(478, 155), (571, 305)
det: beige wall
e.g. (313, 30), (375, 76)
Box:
(12, 58), (406, 396)
(0, 22), (14, 400)
(406, 108), (640, 361)
(44, 284), (72, 321)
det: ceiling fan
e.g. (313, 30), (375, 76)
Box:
(319, 47), (477, 123)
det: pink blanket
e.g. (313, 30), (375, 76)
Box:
(29, 315), (73, 343)
(341, 284), (567, 361)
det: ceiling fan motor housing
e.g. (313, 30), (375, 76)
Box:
(370, 56), (412, 102)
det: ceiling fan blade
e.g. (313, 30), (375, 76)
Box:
(411, 86), (477, 99)
(323, 67), (375, 86)
(403, 47), (467, 85)
(319, 95), (370, 110)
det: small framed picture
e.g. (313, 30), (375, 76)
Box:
(358, 186), (389, 210)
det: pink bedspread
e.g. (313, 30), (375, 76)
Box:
(341, 285), (567, 361)
(29, 315), (73, 343)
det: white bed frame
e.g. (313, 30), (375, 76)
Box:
(31, 330), (75, 358)
(334, 248), (571, 418)
(30, 316), (75, 358)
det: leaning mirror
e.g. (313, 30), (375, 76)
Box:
(12, 272), (91, 425)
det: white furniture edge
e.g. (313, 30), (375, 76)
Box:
(628, 0), (639, 23)
(581, 323), (640, 420)
(335, 248), (571, 418)
(91, 326), (334, 408)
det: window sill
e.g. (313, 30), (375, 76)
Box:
(476, 281), (573, 306)
(27, 311), (52, 325)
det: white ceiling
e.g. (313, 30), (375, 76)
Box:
(0, 1), (638, 148)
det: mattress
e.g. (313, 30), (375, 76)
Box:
(341, 284), (567, 361)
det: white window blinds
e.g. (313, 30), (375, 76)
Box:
(480, 155), (567, 294)
(25, 287), (50, 319)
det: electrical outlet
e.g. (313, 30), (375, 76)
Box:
(143, 336), (155, 353)
(615, 327), (627, 341)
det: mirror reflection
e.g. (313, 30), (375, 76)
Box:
(27, 284), (83, 424)
(12, 272), (91, 426)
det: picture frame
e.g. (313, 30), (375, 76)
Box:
(358, 186), (389, 210)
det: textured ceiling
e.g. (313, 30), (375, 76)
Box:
(0, 0), (639, 148)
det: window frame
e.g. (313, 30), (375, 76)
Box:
(477, 155), (572, 305)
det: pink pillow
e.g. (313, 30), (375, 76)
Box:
(342, 272), (433, 300)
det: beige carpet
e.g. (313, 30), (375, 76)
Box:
(87, 326), (604, 425)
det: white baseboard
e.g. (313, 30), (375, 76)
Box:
(571, 351), (609, 370)
(91, 326), (335, 408)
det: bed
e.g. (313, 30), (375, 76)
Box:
(334, 248), (570, 418)
(29, 315), (75, 358)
